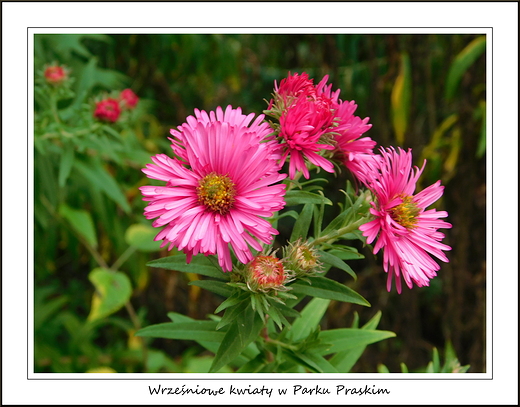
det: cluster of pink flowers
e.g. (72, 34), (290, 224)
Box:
(266, 72), (374, 179)
(140, 72), (452, 293)
(94, 89), (139, 123)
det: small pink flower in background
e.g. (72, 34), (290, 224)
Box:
(358, 147), (452, 293)
(247, 255), (288, 290)
(119, 88), (139, 109)
(140, 107), (287, 272)
(94, 98), (121, 123)
(44, 64), (68, 85)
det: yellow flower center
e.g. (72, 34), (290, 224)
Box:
(197, 172), (236, 215)
(389, 195), (420, 229)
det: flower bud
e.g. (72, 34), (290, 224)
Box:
(94, 98), (121, 123)
(246, 255), (287, 291)
(283, 239), (323, 276)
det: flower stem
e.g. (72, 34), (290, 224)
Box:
(309, 217), (369, 248)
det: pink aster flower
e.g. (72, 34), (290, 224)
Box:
(278, 97), (336, 179)
(140, 107), (287, 272)
(44, 64), (68, 85)
(119, 88), (139, 109)
(315, 76), (375, 174)
(358, 147), (452, 293)
(94, 98), (121, 123)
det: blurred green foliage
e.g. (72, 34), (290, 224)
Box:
(33, 33), (486, 373)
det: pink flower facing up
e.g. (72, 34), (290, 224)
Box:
(119, 88), (139, 109)
(94, 98), (121, 123)
(140, 106), (287, 272)
(358, 147), (452, 293)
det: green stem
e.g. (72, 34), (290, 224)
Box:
(110, 245), (137, 272)
(309, 217), (369, 248)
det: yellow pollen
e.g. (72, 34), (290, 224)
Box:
(389, 195), (420, 229)
(197, 172), (236, 214)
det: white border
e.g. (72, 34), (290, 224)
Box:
(3, 1), (518, 405)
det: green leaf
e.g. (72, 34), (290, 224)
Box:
(319, 328), (396, 355)
(290, 298), (330, 342)
(391, 52), (412, 145)
(59, 203), (98, 248)
(124, 223), (162, 252)
(209, 303), (264, 373)
(320, 207), (350, 237)
(136, 321), (225, 342)
(378, 364), (390, 373)
(318, 250), (357, 280)
(329, 311), (383, 372)
(290, 276), (370, 306)
(58, 142), (75, 188)
(285, 190), (332, 206)
(290, 203), (314, 241)
(146, 254), (229, 280)
(34, 295), (68, 331)
(445, 36), (486, 100)
(189, 280), (233, 298)
(87, 268), (132, 321)
(74, 159), (131, 214)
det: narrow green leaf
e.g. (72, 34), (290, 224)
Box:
(147, 254), (229, 280)
(209, 303), (264, 373)
(318, 250), (357, 280)
(290, 203), (314, 241)
(136, 321), (225, 342)
(290, 298), (330, 342)
(445, 36), (486, 100)
(432, 347), (441, 372)
(391, 52), (412, 145)
(58, 143), (75, 188)
(124, 223), (162, 252)
(166, 312), (259, 364)
(330, 310), (384, 371)
(290, 276), (370, 306)
(87, 268), (132, 321)
(319, 328), (396, 355)
(302, 352), (339, 373)
(400, 362), (409, 373)
(476, 100), (486, 158)
(74, 159), (131, 214)
(214, 290), (250, 314)
(378, 364), (390, 373)
(189, 280), (233, 298)
(285, 190), (332, 206)
(34, 296), (68, 331)
(59, 203), (98, 248)
(320, 208), (350, 237)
